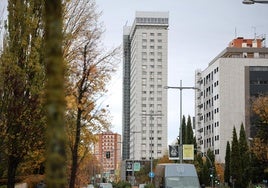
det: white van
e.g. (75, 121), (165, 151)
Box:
(154, 163), (200, 188)
(98, 183), (113, 188)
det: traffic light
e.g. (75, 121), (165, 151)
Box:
(106, 151), (110, 158)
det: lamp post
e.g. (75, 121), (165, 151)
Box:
(196, 149), (214, 188)
(130, 131), (140, 186)
(164, 80), (198, 163)
(142, 111), (163, 183)
(243, 0), (268, 4)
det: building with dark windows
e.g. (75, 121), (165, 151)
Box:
(122, 11), (169, 161)
(195, 36), (268, 163)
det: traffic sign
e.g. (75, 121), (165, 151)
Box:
(149, 172), (155, 178)
(126, 161), (133, 171)
(134, 162), (140, 171)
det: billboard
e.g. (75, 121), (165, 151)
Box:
(168, 145), (179, 160)
(183, 144), (194, 160)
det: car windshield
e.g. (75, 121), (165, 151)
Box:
(99, 183), (112, 188)
(166, 176), (200, 188)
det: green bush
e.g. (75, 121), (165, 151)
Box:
(113, 181), (131, 188)
(144, 183), (154, 188)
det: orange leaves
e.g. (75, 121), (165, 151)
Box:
(66, 95), (77, 109)
(251, 138), (268, 162)
(215, 163), (224, 182)
(252, 96), (268, 124)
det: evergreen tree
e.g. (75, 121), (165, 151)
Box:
(186, 115), (194, 144)
(224, 141), (231, 185)
(230, 127), (242, 188)
(239, 123), (250, 188)
(201, 162), (210, 186)
(181, 115), (186, 144)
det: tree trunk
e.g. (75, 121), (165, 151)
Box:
(44, 0), (67, 187)
(7, 156), (19, 188)
(69, 109), (82, 188)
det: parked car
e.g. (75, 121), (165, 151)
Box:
(139, 184), (146, 188)
(87, 184), (94, 188)
(98, 183), (113, 188)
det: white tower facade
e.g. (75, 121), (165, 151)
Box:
(123, 11), (169, 160)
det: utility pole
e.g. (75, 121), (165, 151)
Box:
(130, 131), (140, 186)
(141, 111), (163, 183)
(165, 80), (198, 163)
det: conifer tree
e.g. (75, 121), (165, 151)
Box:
(181, 115), (186, 144)
(230, 127), (242, 187)
(224, 141), (231, 185)
(186, 115), (194, 144)
(239, 123), (250, 188)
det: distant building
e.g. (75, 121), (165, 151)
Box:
(122, 11), (169, 161)
(94, 132), (121, 179)
(195, 36), (268, 163)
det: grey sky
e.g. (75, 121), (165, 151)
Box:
(96, 0), (268, 144)
(1, 0), (268, 144)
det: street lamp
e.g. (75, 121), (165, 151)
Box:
(130, 131), (140, 186)
(196, 150), (214, 188)
(243, 0), (268, 4)
(164, 80), (198, 163)
(141, 111), (162, 183)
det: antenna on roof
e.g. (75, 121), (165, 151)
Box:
(234, 27), (237, 38)
(125, 21), (128, 26)
(252, 26), (256, 40)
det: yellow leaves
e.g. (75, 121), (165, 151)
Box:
(252, 96), (268, 124)
(251, 138), (268, 162)
(215, 163), (224, 182)
(66, 95), (77, 109)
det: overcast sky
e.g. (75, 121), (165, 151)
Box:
(1, 0), (268, 144)
(95, 0), (268, 144)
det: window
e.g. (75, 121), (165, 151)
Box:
(142, 78), (146, 84)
